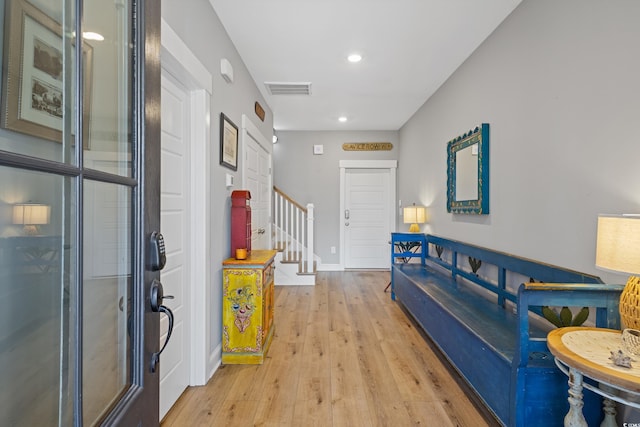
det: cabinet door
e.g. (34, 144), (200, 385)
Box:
(261, 263), (274, 340)
(264, 283), (272, 340)
(223, 269), (264, 352)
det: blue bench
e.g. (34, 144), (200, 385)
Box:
(391, 234), (624, 427)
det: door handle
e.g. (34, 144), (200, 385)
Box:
(345, 210), (350, 220)
(149, 279), (174, 373)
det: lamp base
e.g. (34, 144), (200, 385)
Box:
(23, 225), (39, 236)
(620, 276), (640, 329)
(408, 223), (420, 233)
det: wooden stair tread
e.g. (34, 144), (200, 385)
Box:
(297, 260), (317, 275)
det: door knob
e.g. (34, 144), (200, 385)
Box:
(150, 279), (173, 311)
(149, 279), (174, 373)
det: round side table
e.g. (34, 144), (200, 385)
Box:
(547, 327), (640, 427)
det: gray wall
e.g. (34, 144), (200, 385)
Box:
(398, 0), (640, 284)
(162, 0), (274, 365)
(273, 130), (399, 265)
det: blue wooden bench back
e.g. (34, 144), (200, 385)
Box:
(424, 234), (605, 304)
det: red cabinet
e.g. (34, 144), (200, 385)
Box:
(231, 190), (251, 256)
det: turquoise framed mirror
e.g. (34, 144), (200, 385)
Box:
(447, 123), (489, 214)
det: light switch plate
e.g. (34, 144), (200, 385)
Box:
(313, 144), (324, 155)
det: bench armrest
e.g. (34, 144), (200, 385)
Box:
(515, 282), (624, 367)
(522, 282), (625, 293)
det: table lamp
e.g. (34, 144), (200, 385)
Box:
(13, 203), (50, 235)
(403, 204), (426, 233)
(595, 214), (640, 329)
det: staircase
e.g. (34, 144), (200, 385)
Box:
(273, 186), (317, 285)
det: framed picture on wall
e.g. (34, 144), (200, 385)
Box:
(1, 0), (93, 144)
(220, 113), (238, 171)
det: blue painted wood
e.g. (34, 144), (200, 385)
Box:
(395, 264), (517, 422)
(392, 234), (624, 427)
(499, 267), (507, 307)
(390, 232), (426, 300)
(513, 283), (624, 426)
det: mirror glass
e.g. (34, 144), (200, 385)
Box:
(455, 143), (478, 201)
(447, 124), (489, 214)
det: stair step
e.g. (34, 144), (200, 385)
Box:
(297, 260), (317, 275)
(281, 250), (302, 263)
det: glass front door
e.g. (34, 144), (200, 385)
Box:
(0, 0), (160, 424)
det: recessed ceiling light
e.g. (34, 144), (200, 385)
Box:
(347, 54), (362, 63)
(338, 116), (348, 123)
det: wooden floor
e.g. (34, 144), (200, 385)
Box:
(161, 271), (497, 426)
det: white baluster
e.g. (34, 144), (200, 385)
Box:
(306, 204), (314, 274)
(301, 210), (306, 269)
(298, 208), (301, 261)
(279, 195), (283, 251)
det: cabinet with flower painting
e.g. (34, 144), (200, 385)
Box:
(222, 250), (276, 364)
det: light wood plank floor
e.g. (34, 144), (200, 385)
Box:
(161, 271), (498, 426)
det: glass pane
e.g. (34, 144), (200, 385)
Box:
(0, 166), (75, 426)
(0, 0), (76, 164)
(82, 179), (131, 425)
(82, 0), (133, 176)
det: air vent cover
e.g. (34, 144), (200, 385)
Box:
(265, 82), (312, 96)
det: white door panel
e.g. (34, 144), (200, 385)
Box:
(243, 117), (272, 250)
(344, 169), (391, 269)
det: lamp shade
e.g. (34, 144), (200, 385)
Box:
(596, 214), (640, 329)
(595, 214), (640, 275)
(13, 204), (51, 225)
(403, 205), (426, 232)
(403, 205), (426, 224)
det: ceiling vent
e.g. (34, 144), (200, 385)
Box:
(265, 82), (312, 96)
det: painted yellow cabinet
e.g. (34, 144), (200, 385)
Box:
(222, 250), (276, 364)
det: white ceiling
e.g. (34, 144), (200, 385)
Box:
(209, 0), (522, 131)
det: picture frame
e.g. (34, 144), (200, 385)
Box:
(1, 0), (93, 145)
(220, 113), (238, 171)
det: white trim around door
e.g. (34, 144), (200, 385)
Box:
(161, 19), (213, 388)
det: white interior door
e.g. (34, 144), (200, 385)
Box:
(159, 70), (190, 419)
(242, 116), (272, 250)
(344, 168), (392, 269)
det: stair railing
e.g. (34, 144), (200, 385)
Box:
(273, 186), (314, 274)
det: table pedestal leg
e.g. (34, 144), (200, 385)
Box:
(599, 384), (617, 427)
(565, 368), (587, 427)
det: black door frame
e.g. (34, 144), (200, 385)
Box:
(101, 0), (161, 423)
(0, 0), (162, 423)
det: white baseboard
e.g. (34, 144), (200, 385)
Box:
(317, 263), (343, 271)
(207, 343), (221, 383)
